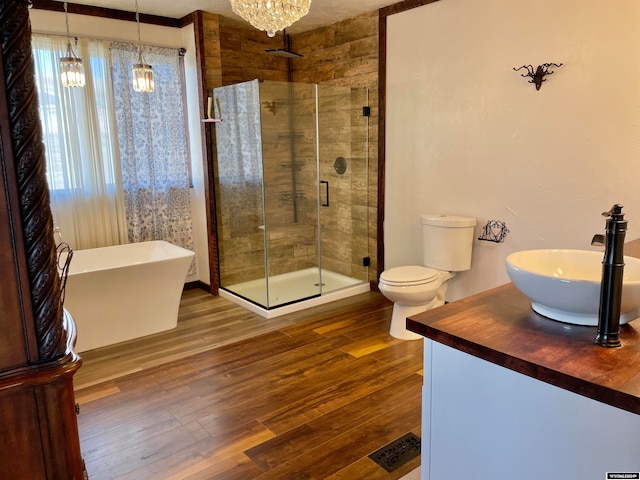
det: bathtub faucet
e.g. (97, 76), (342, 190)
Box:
(594, 204), (626, 348)
(53, 224), (62, 241)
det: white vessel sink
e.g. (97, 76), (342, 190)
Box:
(505, 249), (640, 326)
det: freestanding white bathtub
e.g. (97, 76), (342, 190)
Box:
(63, 240), (195, 353)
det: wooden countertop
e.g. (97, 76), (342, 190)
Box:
(407, 239), (640, 415)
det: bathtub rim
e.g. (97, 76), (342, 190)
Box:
(64, 240), (194, 276)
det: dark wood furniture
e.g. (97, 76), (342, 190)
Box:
(0, 1), (85, 478)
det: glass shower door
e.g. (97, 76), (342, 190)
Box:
(213, 80), (369, 311)
(260, 81), (322, 308)
(315, 84), (370, 294)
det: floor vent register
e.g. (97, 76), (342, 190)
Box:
(368, 432), (421, 472)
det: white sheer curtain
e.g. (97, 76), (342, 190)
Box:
(32, 34), (127, 250)
(109, 42), (194, 253)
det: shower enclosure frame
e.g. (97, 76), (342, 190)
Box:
(212, 79), (370, 317)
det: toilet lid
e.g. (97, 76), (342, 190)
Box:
(380, 266), (439, 285)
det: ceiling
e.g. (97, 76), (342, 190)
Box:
(58, 0), (401, 33)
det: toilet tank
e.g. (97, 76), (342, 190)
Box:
(421, 214), (477, 271)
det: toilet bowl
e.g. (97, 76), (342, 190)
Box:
(379, 266), (454, 340)
(379, 213), (476, 340)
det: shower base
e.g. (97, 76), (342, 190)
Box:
(219, 267), (370, 319)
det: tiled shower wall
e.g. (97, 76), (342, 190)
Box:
(259, 82), (369, 280)
(291, 12), (379, 284)
(259, 82), (319, 278)
(201, 11), (379, 286)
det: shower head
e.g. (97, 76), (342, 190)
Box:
(265, 48), (303, 58)
(265, 30), (303, 58)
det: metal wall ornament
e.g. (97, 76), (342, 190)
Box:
(478, 220), (510, 243)
(513, 63), (563, 90)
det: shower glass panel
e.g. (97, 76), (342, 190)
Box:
(213, 80), (368, 310)
(316, 84), (369, 297)
(212, 80), (268, 305)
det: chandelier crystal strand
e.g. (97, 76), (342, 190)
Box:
(132, 0), (154, 92)
(59, 1), (85, 87)
(230, 0), (311, 37)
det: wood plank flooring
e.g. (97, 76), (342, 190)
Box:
(74, 289), (423, 479)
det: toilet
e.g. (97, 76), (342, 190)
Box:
(379, 214), (476, 340)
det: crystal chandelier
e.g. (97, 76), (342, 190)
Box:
(59, 2), (85, 88)
(132, 0), (154, 92)
(230, 0), (312, 38)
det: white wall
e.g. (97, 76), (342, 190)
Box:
(181, 24), (211, 286)
(29, 10), (208, 285)
(29, 10), (183, 46)
(386, 0), (640, 301)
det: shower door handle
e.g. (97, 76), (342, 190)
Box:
(320, 180), (329, 207)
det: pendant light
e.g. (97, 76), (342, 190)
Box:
(230, 0), (312, 38)
(132, 0), (154, 92)
(59, 1), (85, 88)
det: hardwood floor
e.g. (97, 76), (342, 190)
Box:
(74, 289), (423, 479)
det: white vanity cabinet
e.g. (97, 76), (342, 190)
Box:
(406, 264), (640, 480)
(421, 340), (640, 480)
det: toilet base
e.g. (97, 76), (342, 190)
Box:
(389, 297), (444, 340)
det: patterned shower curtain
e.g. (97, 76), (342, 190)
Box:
(109, 42), (194, 254)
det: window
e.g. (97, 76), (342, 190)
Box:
(32, 36), (118, 194)
(32, 34), (193, 256)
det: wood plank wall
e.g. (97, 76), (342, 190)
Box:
(291, 12), (379, 284)
(219, 16), (289, 85)
(201, 11), (380, 287)
(199, 13), (290, 93)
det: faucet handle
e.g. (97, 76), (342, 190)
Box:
(602, 204), (624, 219)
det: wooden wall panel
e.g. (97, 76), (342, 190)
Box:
(291, 11), (380, 284)
(201, 12), (223, 91)
(218, 16), (289, 85)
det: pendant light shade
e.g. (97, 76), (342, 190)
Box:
(132, 0), (154, 92)
(60, 48), (85, 88)
(60, 2), (85, 88)
(132, 61), (154, 92)
(230, 0), (312, 38)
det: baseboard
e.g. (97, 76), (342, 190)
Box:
(184, 280), (211, 292)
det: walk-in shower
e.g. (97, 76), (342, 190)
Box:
(212, 80), (370, 317)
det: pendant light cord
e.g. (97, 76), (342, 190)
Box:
(131, 0), (153, 92)
(63, 1), (80, 56)
(63, 1), (72, 51)
(60, 0), (85, 87)
(64, 1), (70, 38)
(135, 0), (143, 61)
